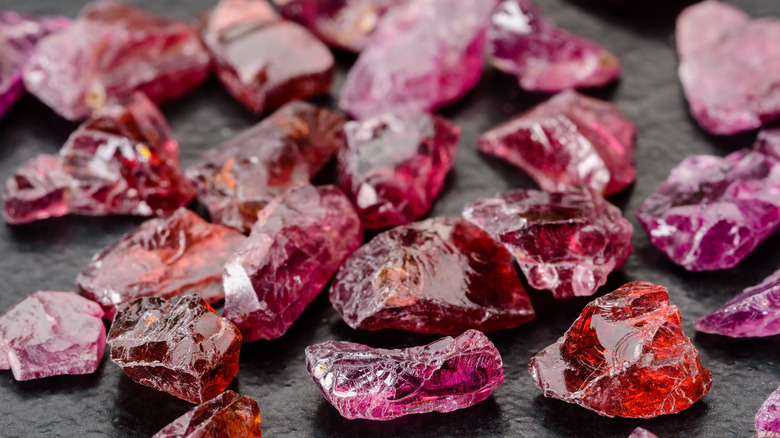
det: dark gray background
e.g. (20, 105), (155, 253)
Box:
(1, 0), (779, 436)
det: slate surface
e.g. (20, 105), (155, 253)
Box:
(0, 0), (779, 437)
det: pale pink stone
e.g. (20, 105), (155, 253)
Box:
(628, 427), (660, 438)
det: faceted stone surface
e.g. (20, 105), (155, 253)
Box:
(201, 0), (334, 114)
(479, 90), (636, 195)
(488, 0), (621, 92)
(108, 294), (242, 404)
(757, 387), (780, 435)
(337, 113), (460, 229)
(529, 281), (712, 418)
(628, 428), (660, 438)
(330, 217), (535, 334)
(223, 185), (362, 342)
(0, 291), (105, 381)
(0, 11), (70, 119)
(152, 390), (262, 438)
(187, 101), (346, 232)
(23, 0), (211, 121)
(306, 329), (504, 420)
(339, 0), (494, 119)
(677, 1), (780, 135)
(463, 189), (633, 299)
(77, 208), (246, 320)
(4, 93), (194, 224)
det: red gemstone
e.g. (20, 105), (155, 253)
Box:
(152, 390), (262, 437)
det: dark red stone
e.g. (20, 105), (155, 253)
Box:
(152, 390), (262, 437)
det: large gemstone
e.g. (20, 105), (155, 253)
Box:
(339, 0), (494, 119)
(488, 0), (620, 92)
(152, 390), (262, 437)
(0, 291), (105, 381)
(306, 329), (503, 420)
(187, 101), (346, 232)
(478, 90), (636, 195)
(77, 208), (245, 320)
(223, 185), (362, 342)
(337, 113), (460, 229)
(330, 217), (535, 334)
(107, 294), (242, 404)
(23, 0), (211, 121)
(529, 281), (712, 418)
(757, 387), (780, 436)
(463, 189), (633, 299)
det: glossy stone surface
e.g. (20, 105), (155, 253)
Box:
(529, 281), (712, 418)
(677, 1), (780, 135)
(628, 428), (660, 438)
(463, 189), (633, 299)
(4, 93), (194, 224)
(337, 113), (460, 229)
(479, 90), (636, 195)
(107, 294), (242, 404)
(0, 291), (105, 381)
(306, 329), (504, 420)
(757, 387), (780, 435)
(187, 101), (346, 232)
(77, 208), (245, 320)
(488, 0), (620, 92)
(152, 390), (262, 438)
(330, 217), (535, 334)
(339, 0), (494, 119)
(223, 185), (362, 342)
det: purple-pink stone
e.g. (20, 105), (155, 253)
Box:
(757, 387), (780, 436)
(628, 428), (660, 438)
(305, 329), (504, 420)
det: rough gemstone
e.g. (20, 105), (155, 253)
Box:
(77, 208), (246, 320)
(107, 294), (242, 403)
(0, 291), (105, 381)
(463, 189), (633, 299)
(152, 390), (262, 438)
(529, 281), (712, 418)
(676, 1), (780, 135)
(223, 185), (362, 342)
(337, 113), (460, 229)
(306, 329), (504, 420)
(488, 0), (620, 92)
(330, 217), (535, 334)
(201, 0), (334, 114)
(479, 90), (636, 195)
(23, 0), (211, 121)
(339, 0), (494, 119)
(187, 101), (346, 232)
(628, 428), (660, 438)
(757, 387), (780, 436)
(4, 93), (194, 224)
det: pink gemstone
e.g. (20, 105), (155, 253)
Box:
(187, 101), (346, 233)
(337, 113), (460, 229)
(677, 1), (780, 135)
(628, 428), (660, 438)
(77, 208), (246, 320)
(339, 0), (494, 119)
(223, 185), (363, 342)
(479, 90), (636, 195)
(306, 329), (504, 420)
(152, 390), (262, 437)
(23, 0), (211, 121)
(488, 0), (621, 92)
(330, 217), (535, 334)
(0, 291), (105, 381)
(463, 189), (633, 299)
(757, 386), (780, 435)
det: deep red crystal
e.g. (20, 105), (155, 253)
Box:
(152, 390), (262, 437)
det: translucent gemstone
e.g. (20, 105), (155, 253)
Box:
(223, 185), (363, 342)
(337, 113), (460, 229)
(463, 189), (633, 299)
(77, 208), (246, 320)
(628, 428), (660, 438)
(330, 217), (535, 334)
(306, 329), (504, 420)
(529, 281), (712, 418)
(0, 291), (105, 381)
(187, 101), (346, 232)
(757, 387), (780, 436)
(488, 0), (620, 92)
(478, 90), (636, 195)
(23, 0), (211, 121)
(152, 390), (262, 437)
(107, 294), (242, 404)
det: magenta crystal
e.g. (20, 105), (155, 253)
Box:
(306, 329), (504, 420)
(0, 291), (105, 381)
(757, 387), (780, 436)
(463, 189), (633, 299)
(337, 113), (460, 229)
(628, 428), (660, 438)
(152, 390), (262, 437)
(479, 90), (636, 195)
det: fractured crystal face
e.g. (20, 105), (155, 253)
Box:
(152, 390), (262, 438)
(757, 386), (780, 436)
